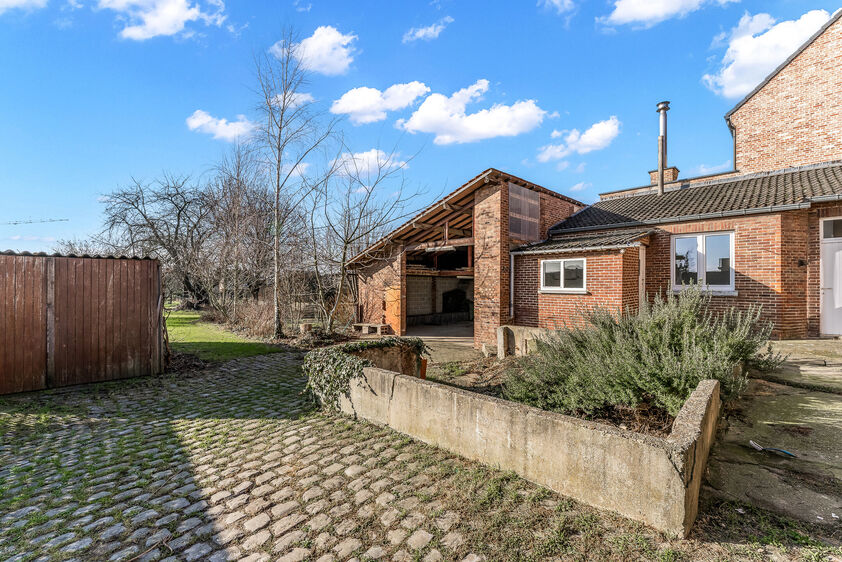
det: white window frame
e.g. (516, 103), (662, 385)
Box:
(820, 216), (842, 242)
(540, 258), (587, 294)
(670, 231), (736, 294)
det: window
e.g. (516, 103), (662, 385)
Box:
(823, 218), (842, 239)
(671, 232), (734, 291)
(509, 183), (540, 241)
(541, 258), (586, 292)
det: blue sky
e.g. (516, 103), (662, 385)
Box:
(0, 0), (838, 251)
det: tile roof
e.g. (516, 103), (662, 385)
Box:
(550, 161), (842, 234)
(512, 228), (653, 254)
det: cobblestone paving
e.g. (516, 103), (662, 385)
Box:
(0, 355), (501, 562)
(1, 354), (835, 561)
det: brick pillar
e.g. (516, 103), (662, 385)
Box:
(473, 181), (509, 349)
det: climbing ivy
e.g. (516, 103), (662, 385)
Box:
(302, 337), (428, 411)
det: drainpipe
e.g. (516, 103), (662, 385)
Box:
(509, 253), (515, 321)
(656, 101), (670, 196)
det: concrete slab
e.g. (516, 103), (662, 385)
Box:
(706, 378), (842, 525)
(406, 322), (479, 365)
(762, 340), (842, 394)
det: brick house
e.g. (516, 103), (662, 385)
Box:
(353, 10), (842, 347)
(513, 10), (842, 341)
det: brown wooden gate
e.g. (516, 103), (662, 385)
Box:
(0, 252), (163, 394)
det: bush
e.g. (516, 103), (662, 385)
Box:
(502, 286), (783, 417)
(302, 337), (428, 411)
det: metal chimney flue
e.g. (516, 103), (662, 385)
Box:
(656, 101), (670, 195)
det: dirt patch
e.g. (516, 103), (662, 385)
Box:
(581, 402), (674, 437)
(166, 351), (209, 373)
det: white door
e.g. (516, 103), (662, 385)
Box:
(638, 246), (646, 308)
(821, 218), (842, 335)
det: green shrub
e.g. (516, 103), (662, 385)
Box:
(502, 286), (783, 417)
(303, 337), (428, 410)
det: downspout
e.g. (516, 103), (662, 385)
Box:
(509, 252), (515, 320)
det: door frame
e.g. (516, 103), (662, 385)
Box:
(819, 216), (842, 335)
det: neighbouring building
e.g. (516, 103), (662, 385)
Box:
(352, 10), (842, 348)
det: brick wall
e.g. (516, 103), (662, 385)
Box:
(356, 251), (405, 335)
(644, 215), (789, 335)
(473, 182), (508, 347)
(729, 15), (842, 173)
(539, 192), (581, 239)
(513, 211), (823, 338)
(512, 250), (631, 329)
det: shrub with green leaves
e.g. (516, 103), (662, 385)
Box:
(502, 286), (783, 417)
(303, 337), (428, 411)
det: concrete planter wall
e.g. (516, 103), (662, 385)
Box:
(338, 363), (720, 537)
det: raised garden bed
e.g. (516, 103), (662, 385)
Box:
(334, 358), (719, 537)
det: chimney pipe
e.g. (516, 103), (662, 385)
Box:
(656, 101), (670, 195)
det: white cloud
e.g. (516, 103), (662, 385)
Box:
(331, 82), (430, 125)
(537, 116), (621, 162)
(335, 149), (407, 180)
(538, 0), (574, 15)
(0, 0), (47, 15)
(702, 9), (831, 99)
(97, 0), (226, 40)
(569, 182), (590, 192)
(9, 235), (56, 242)
(186, 110), (255, 142)
(397, 79), (547, 145)
(271, 92), (315, 108)
(271, 26), (357, 76)
(402, 16), (453, 43)
(600, 0), (737, 28)
(690, 160), (732, 175)
(550, 129), (564, 139)
(292, 0), (310, 12)
(574, 162), (586, 173)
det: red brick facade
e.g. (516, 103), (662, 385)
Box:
(513, 248), (640, 330)
(356, 251), (405, 335)
(510, 208), (842, 339)
(728, 14), (842, 174)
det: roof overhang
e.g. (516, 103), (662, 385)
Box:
(349, 168), (584, 267)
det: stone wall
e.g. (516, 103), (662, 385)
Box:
(339, 367), (720, 536)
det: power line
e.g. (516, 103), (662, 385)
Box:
(0, 218), (69, 226)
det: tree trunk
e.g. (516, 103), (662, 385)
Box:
(273, 186), (284, 339)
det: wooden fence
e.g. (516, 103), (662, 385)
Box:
(0, 252), (163, 394)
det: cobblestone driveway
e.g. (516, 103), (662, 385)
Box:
(0, 354), (830, 561)
(0, 355), (501, 562)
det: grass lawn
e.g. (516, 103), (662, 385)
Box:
(166, 310), (285, 362)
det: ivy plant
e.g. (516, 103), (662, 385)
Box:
(302, 336), (428, 411)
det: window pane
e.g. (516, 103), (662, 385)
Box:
(674, 237), (698, 285)
(543, 261), (561, 287)
(563, 260), (584, 289)
(824, 219), (842, 239)
(705, 234), (731, 286)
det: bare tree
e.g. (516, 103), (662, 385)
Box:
(204, 142), (267, 320)
(255, 29), (336, 338)
(98, 173), (212, 307)
(307, 146), (419, 333)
